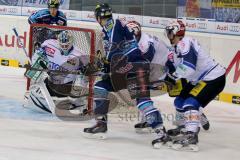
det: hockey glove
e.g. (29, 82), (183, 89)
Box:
(164, 73), (178, 86)
(81, 63), (100, 76)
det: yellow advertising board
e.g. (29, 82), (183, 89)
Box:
(212, 0), (240, 8)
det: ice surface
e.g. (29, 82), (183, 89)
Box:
(0, 66), (240, 160)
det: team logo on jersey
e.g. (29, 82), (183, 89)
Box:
(168, 52), (174, 62)
(178, 41), (185, 52)
(45, 47), (55, 57)
(115, 63), (133, 74)
(67, 58), (77, 66)
(58, 20), (64, 25)
(232, 96), (240, 104)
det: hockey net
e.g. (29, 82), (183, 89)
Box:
(27, 24), (104, 112)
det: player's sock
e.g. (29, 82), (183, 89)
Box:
(170, 109), (200, 152)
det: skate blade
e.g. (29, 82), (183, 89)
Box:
(153, 142), (164, 149)
(171, 144), (199, 152)
(82, 132), (107, 140)
(135, 127), (153, 134)
(153, 141), (173, 149)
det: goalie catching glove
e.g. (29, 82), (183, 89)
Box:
(81, 50), (108, 76)
(80, 62), (102, 76)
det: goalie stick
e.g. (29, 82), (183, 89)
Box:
(24, 64), (104, 76)
(12, 28), (32, 65)
(25, 61), (171, 86)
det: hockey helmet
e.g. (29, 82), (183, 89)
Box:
(48, 0), (60, 9)
(58, 31), (73, 55)
(94, 3), (112, 20)
(126, 21), (141, 37)
(165, 20), (186, 37)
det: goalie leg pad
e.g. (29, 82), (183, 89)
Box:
(25, 82), (56, 114)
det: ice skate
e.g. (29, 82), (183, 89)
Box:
(152, 126), (172, 149)
(83, 117), (108, 140)
(134, 121), (153, 133)
(167, 125), (186, 137)
(169, 112), (209, 137)
(170, 131), (199, 152)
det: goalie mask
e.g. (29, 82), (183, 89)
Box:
(48, 0), (60, 9)
(58, 31), (74, 56)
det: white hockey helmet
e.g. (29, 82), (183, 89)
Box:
(126, 20), (141, 38)
(165, 20), (186, 37)
(58, 30), (73, 55)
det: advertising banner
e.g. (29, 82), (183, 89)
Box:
(0, 0), (18, 6)
(0, 5), (21, 15)
(184, 17), (216, 33)
(215, 22), (240, 35)
(0, 16), (29, 65)
(0, 0), (70, 9)
(213, 8), (240, 23)
(21, 0), (70, 9)
(177, 0), (213, 19)
(212, 0), (240, 8)
(143, 16), (171, 29)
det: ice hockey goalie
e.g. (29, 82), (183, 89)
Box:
(24, 30), (90, 116)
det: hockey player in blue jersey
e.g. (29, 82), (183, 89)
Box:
(28, 0), (67, 26)
(83, 3), (170, 147)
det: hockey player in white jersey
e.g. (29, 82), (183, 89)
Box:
(126, 21), (210, 134)
(162, 20), (226, 151)
(24, 30), (88, 114)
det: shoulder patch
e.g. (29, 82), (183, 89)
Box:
(177, 38), (190, 55)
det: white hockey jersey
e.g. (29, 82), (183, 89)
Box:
(171, 37), (225, 83)
(138, 32), (170, 81)
(40, 39), (88, 84)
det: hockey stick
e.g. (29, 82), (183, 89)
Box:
(12, 28), (32, 65)
(24, 65), (104, 76)
(24, 65), (171, 85)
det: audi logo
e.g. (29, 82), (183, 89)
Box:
(197, 23), (207, 29)
(229, 25), (240, 32)
(7, 8), (17, 13)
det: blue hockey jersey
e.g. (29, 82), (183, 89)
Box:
(28, 9), (67, 26)
(102, 19), (143, 63)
